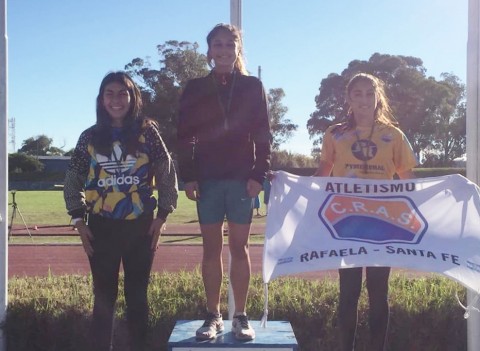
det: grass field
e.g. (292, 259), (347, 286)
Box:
(8, 190), (268, 244)
(8, 190), (268, 227)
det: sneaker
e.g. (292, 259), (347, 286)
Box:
(232, 314), (255, 340)
(196, 312), (224, 340)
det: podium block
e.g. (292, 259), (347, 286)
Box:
(168, 320), (298, 350)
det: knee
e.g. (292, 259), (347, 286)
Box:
(93, 283), (118, 303)
(125, 283), (148, 303)
(229, 244), (249, 261)
(369, 296), (389, 313)
(202, 250), (223, 265)
(126, 294), (148, 313)
(339, 290), (360, 312)
(368, 286), (389, 307)
(339, 297), (359, 314)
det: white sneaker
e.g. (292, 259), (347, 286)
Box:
(232, 314), (255, 340)
(196, 312), (224, 340)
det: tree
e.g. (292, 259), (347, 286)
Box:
(268, 88), (298, 150)
(18, 135), (64, 156)
(270, 150), (317, 169)
(8, 153), (44, 173)
(63, 148), (75, 156)
(307, 53), (466, 165)
(125, 41), (209, 152)
(426, 73), (466, 166)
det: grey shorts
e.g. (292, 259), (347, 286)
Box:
(197, 179), (254, 225)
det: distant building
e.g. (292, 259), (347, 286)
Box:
(37, 156), (71, 173)
(8, 156), (71, 190)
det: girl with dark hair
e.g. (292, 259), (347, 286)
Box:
(64, 71), (178, 351)
(177, 23), (271, 341)
(314, 73), (417, 351)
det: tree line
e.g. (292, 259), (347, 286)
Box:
(10, 43), (466, 174)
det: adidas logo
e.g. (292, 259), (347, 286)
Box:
(97, 174), (140, 187)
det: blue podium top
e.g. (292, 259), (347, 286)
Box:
(168, 320), (298, 349)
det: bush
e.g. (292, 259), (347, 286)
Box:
(8, 153), (44, 173)
(413, 167), (466, 178)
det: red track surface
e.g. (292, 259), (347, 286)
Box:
(7, 223), (422, 279)
(8, 223), (334, 279)
(8, 244), (340, 279)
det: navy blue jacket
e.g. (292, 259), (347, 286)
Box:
(177, 71), (271, 185)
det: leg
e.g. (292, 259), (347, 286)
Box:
(195, 181), (227, 340)
(223, 180), (253, 314)
(200, 222), (224, 314)
(228, 222), (256, 340)
(224, 180), (255, 340)
(227, 222), (251, 314)
(194, 223), (225, 340)
(338, 267), (363, 351)
(88, 216), (122, 351)
(123, 218), (154, 351)
(366, 267), (391, 351)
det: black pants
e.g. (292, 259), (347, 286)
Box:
(338, 267), (390, 351)
(87, 214), (154, 351)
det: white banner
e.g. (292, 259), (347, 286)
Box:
(263, 171), (480, 293)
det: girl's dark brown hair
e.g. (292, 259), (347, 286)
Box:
(92, 71), (143, 156)
(206, 23), (248, 75)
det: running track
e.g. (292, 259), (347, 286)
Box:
(8, 223), (421, 279)
(8, 244), (339, 279)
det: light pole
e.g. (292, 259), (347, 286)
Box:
(230, 0), (241, 29)
(467, 0), (480, 349)
(0, 0), (8, 350)
(228, 0), (242, 321)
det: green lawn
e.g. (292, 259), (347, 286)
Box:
(8, 190), (268, 227)
(8, 190), (268, 244)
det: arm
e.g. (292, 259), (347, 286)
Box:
(397, 169), (416, 179)
(64, 170), (87, 218)
(313, 160), (334, 177)
(63, 129), (94, 256)
(63, 130), (91, 219)
(177, 81), (198, 184)
(150, 156), (178, 251)
(394, 128), (417, 180)
(148, 124), (179, 251)
(147, 122), (178, 219)
(249, 79), (272, 185)
(153, 156), (178, 220)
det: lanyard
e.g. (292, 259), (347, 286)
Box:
(212, 70), (237, 130)
(354, 123), (375, 174)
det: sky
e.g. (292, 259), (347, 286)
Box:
(6, 0), (468, 156)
